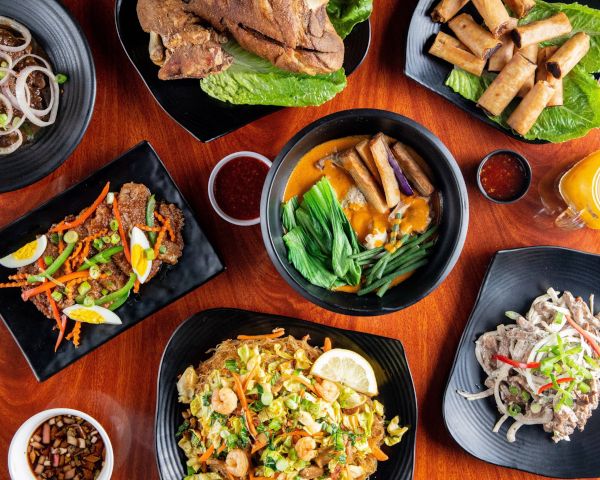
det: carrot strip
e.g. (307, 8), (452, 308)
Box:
(0, 280), (29, 288)
(133, 279), (140, 294)
(237, 329), (285, 341)
(112, 198), (131, 263)
(153, 219), (169, 257)
(231, 372), (248, 409)
(45, 290), (67, 352)
(58, 238), (64, 254)
(134, 224), (161, 232)
(50, 182), (110, 232)
(8, 273), (28, 280)
(199, 444), (215, 463)
(226, 472), (235, 480)
(154, 212), (175, 240)
(370, 442), (389, 461)
(216, 442), (227, 455)
(323, 337), (332, 352)
(243, 363), (260, 390)
(245, 410), (258, 437)
(22, 272), (89, 301)
(567, 315), (600, 357)
(66, 321), (82, 347)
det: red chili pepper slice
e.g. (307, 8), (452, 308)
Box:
(493, 354), (541, 369)
(538, 377), (575, 394)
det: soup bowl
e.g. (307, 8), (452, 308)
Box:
(261, 109), (469, 316)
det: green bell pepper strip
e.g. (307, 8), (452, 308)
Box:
(109, 291), (130, 311)
(146, 194), (157, 245)
(94, 273), (136, 306)
(27, 241), (76, 283)
(77, 246), (124, 271)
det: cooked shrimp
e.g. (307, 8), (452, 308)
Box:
(314, 379), (339, 403)
(211, 387), (238, 415)
(295, 436), (317, 461)
(226, 449), (249, 477)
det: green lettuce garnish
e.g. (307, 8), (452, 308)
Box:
(444, 0), (600, 143)
(200, 0), (372, 106)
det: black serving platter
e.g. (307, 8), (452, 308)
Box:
(156, 308), (417, 480)
(114, 0), (371, 143)
(405, 0), (596, 144)
(0, 141), (224, 381)
(0, 0), (96, 192)
(443, 246), (600, 478)
(261, 109), (469, 316)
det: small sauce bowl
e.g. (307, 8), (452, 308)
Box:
(8, 408), (114, 480)
(477, 149), (532, 204)
(208, 151), (272, 226)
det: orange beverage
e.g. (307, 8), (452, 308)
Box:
(555, 150), (600, 230)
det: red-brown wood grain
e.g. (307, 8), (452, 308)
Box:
(1, 1), (599, 479)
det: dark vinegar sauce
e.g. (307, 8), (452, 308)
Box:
(214, 157), (269, 221)
(480, 153), (528, 201)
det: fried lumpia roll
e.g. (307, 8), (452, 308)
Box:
(512, 12), (572, 48)
(339, 149), (388, 214)
(429, 32), (486, 76)
(546, 32), (591, 79)
(472, 0), (512, 37)
(488, 30), (516, 71)
(449, 13), (502, 59)
(431, 0), (470, 23)
(507, 81), (555, 135)
(502, 0), (535, 18)
(517, 44), (539, 97)
(477, 53), (537, 116)
(537, 46), (563, 106)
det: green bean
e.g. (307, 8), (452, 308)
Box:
(383, 241), (435, 275)
(109, 292), (130, 311)
(376, 280), (393, 298)
(146, 194), (157, 245)
(358, 259), (429, 296)
(27, 242), (75, 283)
(78, 246), (123, 271)
(349, 246), (384, 261)
(94, 273), (136, 306)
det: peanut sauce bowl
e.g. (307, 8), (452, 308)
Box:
(8, 408), (114, 480)
(261, 108), (469, 316)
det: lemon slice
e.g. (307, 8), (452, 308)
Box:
(311, 348), (378, 396)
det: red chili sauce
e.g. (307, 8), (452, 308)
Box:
(214, 157), (269, 220)
(480, 153), (528, 201)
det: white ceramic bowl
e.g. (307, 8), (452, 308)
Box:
(8, 408), (114, 480)
(208, 151), (272, 226)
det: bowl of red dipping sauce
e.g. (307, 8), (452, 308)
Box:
(477, 150), (532, 204)
(209, 151), (272, 226)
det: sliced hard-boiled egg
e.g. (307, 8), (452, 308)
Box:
(129, 226), (152, 284)
(0, 235), (47, 268)
(62, 305), (122, 325)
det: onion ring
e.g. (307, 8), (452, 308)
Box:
(0, 67), (13, 86)
(0, 127), (22, 154)
(15, 65), (59, 127)
(0, 17), (31, 53)
(13, 53), (50, 71)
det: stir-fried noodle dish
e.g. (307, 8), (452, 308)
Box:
(460, 288), (600, 443)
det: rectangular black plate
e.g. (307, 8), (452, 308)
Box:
(155, 308), (417, 480)
(405, 0), (596, 144)
(114, 0), (371, 142)
(0, 141), (224, 381)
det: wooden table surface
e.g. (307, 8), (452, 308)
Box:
(1, 0), (599, 479)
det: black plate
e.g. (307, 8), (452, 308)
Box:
(156, 308), (417, 480)
(405, 0), (596, 144)
(261, 109), (469, 316)
(0, 0), (96, 192)
(114, 0), (371, 142)
(443, 246), (600, 478)
(0, 141), (224, 381)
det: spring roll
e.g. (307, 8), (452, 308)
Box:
(355, 139), (381, 184)
(390, 143), (435, 196)
(502, 0), (535, 18)
(429, 32), (486, 76)
(477, 53), (537, 116)
(431, 0), (470, 23)
(546, 32), (591, 79)
(512, 12), (572, 49)
(536, 46), (563, 106)
(471, 0), (512, 37)
(449, 13), (502, 59)
(488, 31), (515, 71)
(369, 134), (401, 209)
(517, 44), (539, 97)
(339, 149), (388, 214)
(507, 81), (555, 135)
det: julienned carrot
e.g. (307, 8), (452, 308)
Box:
(243, 363), (260, 390)
(216, 442), (227, 455)
(66, 321), (82, 347)
(287, 430), (324, 438)
(134, 224), (161, 232)
(45, 287), (66, 352)
(232, 372), (258, 436)
(153, 219), (170, 257)
(566, 315), (600, 357)
(22, 271), (89, 301)
(198, 444), (214, 463)
(323, 337), (332, 352)
(133, 279), (140, 294)
(251, 434), (268, 454)
(0, 280), (29, 288)
(245, 410), (258, 437)
(226, 472), (235, 480)
(8, 273), (28, 280)
(154, 212), (176, 241)
(370, 442), (389, 461)
(50, 182), (110, 232)
(112, 198), (131, 263)
(237, 329), (285, 341)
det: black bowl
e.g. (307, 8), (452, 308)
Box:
(261, 109), (469, 316)
(0, 0), (96, 193)
(155, 308), (417, 480)
(443, 246), (600, 478)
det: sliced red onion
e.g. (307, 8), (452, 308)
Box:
(0, 67), (13, 86)
(0, 17), (31, 53)
(13, 53), (51, 71)
(0, 127), (22, 154)
(25, 85), (54, 117)
(0, 92), (14, 124)
(2, 84), (18, 109)
(386, 148), (414, 196)
(15, 65), (59, 127)
(0, 114), (24, 136)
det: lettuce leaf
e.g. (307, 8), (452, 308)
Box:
(199, 0), (371, 106)
(444, 0), (600, 143)
(327, 0), (373, 39)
